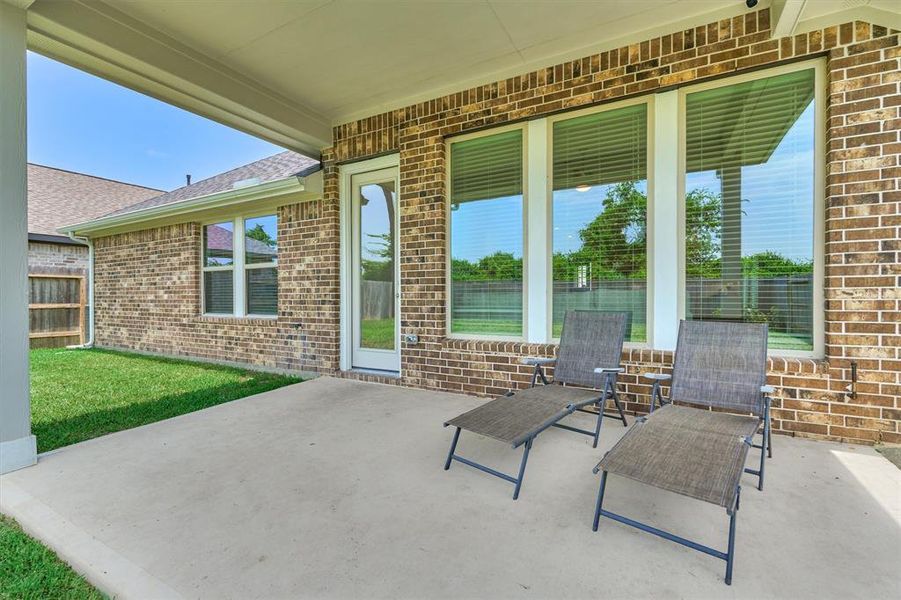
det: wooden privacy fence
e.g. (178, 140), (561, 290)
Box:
(361, 280), (394, 320)
(28, 273), (87, 348)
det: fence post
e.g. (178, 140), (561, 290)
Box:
(78, 275), (87, 345)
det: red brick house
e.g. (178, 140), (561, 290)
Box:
(9, 3), (893, 470)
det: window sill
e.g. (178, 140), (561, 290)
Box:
(198, 314), (279, 326)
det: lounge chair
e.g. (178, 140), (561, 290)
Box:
(443, 310), (628, 500)
(591, 320), (773, 585)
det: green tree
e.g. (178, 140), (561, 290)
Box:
(573, 181), (647, 279)
(742, 251), (813, 277)
(684, 187), (722, 278)
(245, 223), (275, 248)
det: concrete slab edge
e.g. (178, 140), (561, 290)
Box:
(0, 478), (182, 599)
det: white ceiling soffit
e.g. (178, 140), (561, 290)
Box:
(24, 1), (901, 148)
(794, 0), (901, 35)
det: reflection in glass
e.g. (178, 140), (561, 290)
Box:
(684, 69), (815, 351)
(244, 215), (278, 264)
(450, 130), (524, 336)
(203, 222), (234, 266)
(551, 104), (648, 342)
(359, 181), (396, 350)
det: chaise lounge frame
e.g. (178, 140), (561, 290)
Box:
(443, 310), (629, 499)
(591, 320), (773, 585)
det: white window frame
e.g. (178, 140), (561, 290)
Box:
(441, 61), (824, 358)
(676, 58), (825, 358)
(201, 212), (279, 319)
(445, 122), (529, 342)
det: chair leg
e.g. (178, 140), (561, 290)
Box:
(592, 470), (609, 532)
(592, 401), (604, 448)
(512, 438), (533, 500)
(725, 487), (740, 585)
(611, 390), (628, 427)
(757, 425), (766, 491)
(757, 400), (772, 489)
(444, 427), (461, 471)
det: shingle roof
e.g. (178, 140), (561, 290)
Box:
(28, 164), (163, 237)
(104, 151), (320, 219)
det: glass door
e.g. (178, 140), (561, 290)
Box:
(351, 167), (399, 371)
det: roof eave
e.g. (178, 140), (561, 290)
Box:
(60, 174), (319, 237)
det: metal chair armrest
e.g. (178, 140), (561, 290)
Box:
(593, 367), (625, 374)
(523, 358), (554, 387)
(520, 357), (556, 366)
(760, 384), (775, 394)
(642, 373), (672, 381)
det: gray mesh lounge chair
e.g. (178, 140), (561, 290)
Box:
(591, 320), (773, 585)
(444, 311), (628, 500)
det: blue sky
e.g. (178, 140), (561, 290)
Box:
(27, 52), (284, 192)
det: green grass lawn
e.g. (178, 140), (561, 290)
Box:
(360, 318), (396, 349)
(30, 348), (301, 453)
(0, 515), (104, 600)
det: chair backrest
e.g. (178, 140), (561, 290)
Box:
(554, 311), (628, 389)
(670, 320), (768, 414)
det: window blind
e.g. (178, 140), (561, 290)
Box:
(551, 103), (649, 342)
(204, 271), (234, 314)
(451, 130), (523, 204)
(553, 103), (647, 191)
(684, 69), (815, 351)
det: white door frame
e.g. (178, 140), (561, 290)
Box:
(339, 154), (401, 373)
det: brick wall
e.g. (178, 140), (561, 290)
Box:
(93, 201), (340, 373)
(27, 241), (87, 274)
(325, 7), (900, 445)
(93, 7), (899, 444)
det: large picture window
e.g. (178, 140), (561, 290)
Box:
(684, 69), (816, 351)
(449, 128), (525, 337)
(202, 214), (278, 317)
(551, 103), (648, 342)
(442, 60), (822, 355)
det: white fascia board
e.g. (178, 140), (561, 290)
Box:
(771, 1), (808, 39)
(26, 0), (331, 156)
(59, 176), (311, 237)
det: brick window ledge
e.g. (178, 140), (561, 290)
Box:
(196, 315), (279, 327)
(440, 337), (828, 376)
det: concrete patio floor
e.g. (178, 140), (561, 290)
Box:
(2, 377), (899, 599)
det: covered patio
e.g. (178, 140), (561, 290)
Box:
(2, 377), (899, 598)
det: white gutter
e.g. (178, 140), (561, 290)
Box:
(59, 175), (312, 237)
(65, 232), (94, 349)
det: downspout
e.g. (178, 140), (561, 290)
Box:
(66, 232), (94, 348)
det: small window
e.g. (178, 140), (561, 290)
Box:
(203, 222), (235, 314)
(684, 69), (816, 351)
(201, 215), (278, 317)
(449, 129), (525, 337)
(551, 103), (649, 342)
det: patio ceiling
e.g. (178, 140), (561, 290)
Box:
(25, 0), (900, 157)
